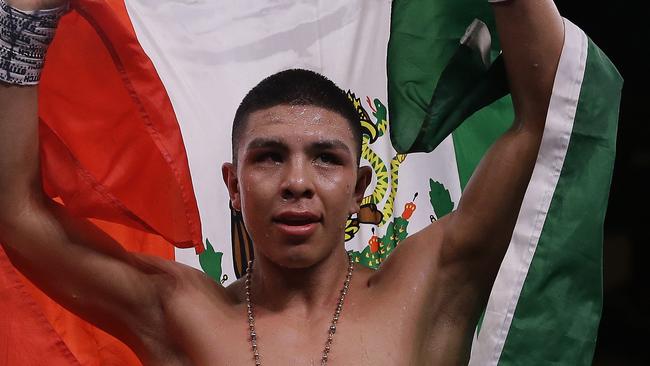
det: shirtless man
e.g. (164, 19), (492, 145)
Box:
(0, 0), (565, 364)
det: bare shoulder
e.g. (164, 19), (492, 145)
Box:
(369, 219), (446, 291)
(367, 216), (484, 320)
(131, 254), (235, 343)
(114, 254), (238, 364)
(129, 253), (232, 306)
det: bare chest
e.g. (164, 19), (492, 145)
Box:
(154, 290), (469, 366)
(168, 304), (416, 366)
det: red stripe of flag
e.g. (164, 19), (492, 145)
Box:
(1, 0), (201, 364)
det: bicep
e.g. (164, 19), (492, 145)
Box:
(436, 127), (541, 298)
(1, 198), (167, 341)
(371, 221), (490, 322)
(373, 127), (546, 317)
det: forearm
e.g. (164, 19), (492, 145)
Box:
(445, 1), (565, 267)
(0, 84), (42, 215)
(492, 0), (564, 129)
(0, 0), (67, 216)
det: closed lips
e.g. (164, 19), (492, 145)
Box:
(273, 212), (320, 225)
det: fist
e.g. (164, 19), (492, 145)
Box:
(5, 0), (68, 11)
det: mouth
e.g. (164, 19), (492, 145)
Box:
(272, 211), (321, 237)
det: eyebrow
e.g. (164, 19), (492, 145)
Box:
(245, 137), (351, 154)
(309, 139), (352, 154)
(246, 137), (287, 151)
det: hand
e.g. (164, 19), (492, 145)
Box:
(5, 0), (68, 11)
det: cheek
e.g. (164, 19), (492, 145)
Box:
(317, 170), (350, 192)
(239, 171), (274, 208)
(316, 171), (356, 211)
(238, 174), (273, 240)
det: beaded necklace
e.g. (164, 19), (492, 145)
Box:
(244, 254), (355, 365)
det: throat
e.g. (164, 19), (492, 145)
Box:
(244, 253), (355, 365)
(247, 249), (352, 311)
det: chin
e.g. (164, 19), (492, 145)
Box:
(262, 240), (331, 269)
(277, 247), (322, 269)
(251, 227), (346, 269)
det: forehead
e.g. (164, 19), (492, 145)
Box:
(241, 104), (356, 147)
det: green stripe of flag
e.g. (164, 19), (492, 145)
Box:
(388, 1), (622, 365)
(388, 0), (506, 157)
(498, 31), (622, 366)
(388, 0), (511, 189)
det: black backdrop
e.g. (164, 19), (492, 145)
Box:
(556, 1), (648, 365)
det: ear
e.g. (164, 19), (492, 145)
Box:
(350, 165), (372, 214)
(222, 162), (241, 211)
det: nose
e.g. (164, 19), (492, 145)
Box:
(280, 158), (314, 201)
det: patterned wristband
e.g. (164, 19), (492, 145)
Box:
(0, 0), (68, 85)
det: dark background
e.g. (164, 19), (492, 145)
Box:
(556, 2), (648, 365)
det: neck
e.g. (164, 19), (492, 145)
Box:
(248, 247), (350, 315)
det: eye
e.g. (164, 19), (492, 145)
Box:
(315, 153), (342, 165)
(255, 151), (283, 164)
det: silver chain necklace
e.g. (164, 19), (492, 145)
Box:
(245, 254), (354, 366)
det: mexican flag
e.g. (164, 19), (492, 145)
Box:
(0, 0), (621, 365)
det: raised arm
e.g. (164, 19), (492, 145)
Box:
(419, 0), (566, 302)
(377, 0), (565, 310)
(0, 0), (175, 354)
(440, 0), (565, 290)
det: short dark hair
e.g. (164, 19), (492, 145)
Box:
(232, 69), (362, 164)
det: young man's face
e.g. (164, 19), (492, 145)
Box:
(223, 104), (370, 268)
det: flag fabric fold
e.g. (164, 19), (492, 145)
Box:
(40, 0), (202, 251)
(0, 247), (81, 366)
(2, 1), (197, 364)
(389, 17), (509, 154)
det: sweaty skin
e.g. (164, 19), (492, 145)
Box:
(0, 0), (565, 365)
